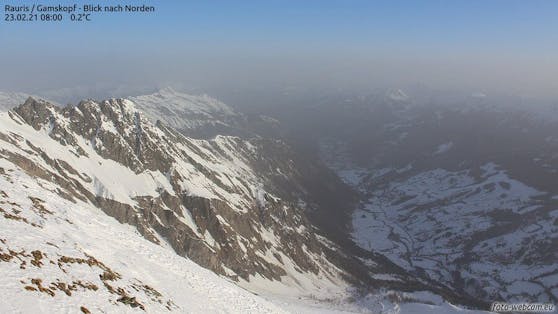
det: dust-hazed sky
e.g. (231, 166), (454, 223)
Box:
(1, 0), (558, 100)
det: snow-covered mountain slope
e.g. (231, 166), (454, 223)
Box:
(0, 160), (287, 313)
(129, 87), (246, 138)
(0, 96), (352, 291)
(317, 100), (558, 306)
(346, 162), (558, 303)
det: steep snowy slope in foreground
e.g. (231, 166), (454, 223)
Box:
(0, 97), (349, 289)
(0, 161), (285, 313)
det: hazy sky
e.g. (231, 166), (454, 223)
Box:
(2, 0), (558, 99)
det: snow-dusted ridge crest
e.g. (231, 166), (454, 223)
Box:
(129, 87), (247, 138)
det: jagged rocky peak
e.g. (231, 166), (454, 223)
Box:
(13, 97), (56, 129)
(13, 97), (167, 173)
(2, 97), (348, 290)
(16, 97), (137, 127)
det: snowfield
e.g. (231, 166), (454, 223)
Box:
(0, 159), (288, 313)
(323, 136), (558, 304)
